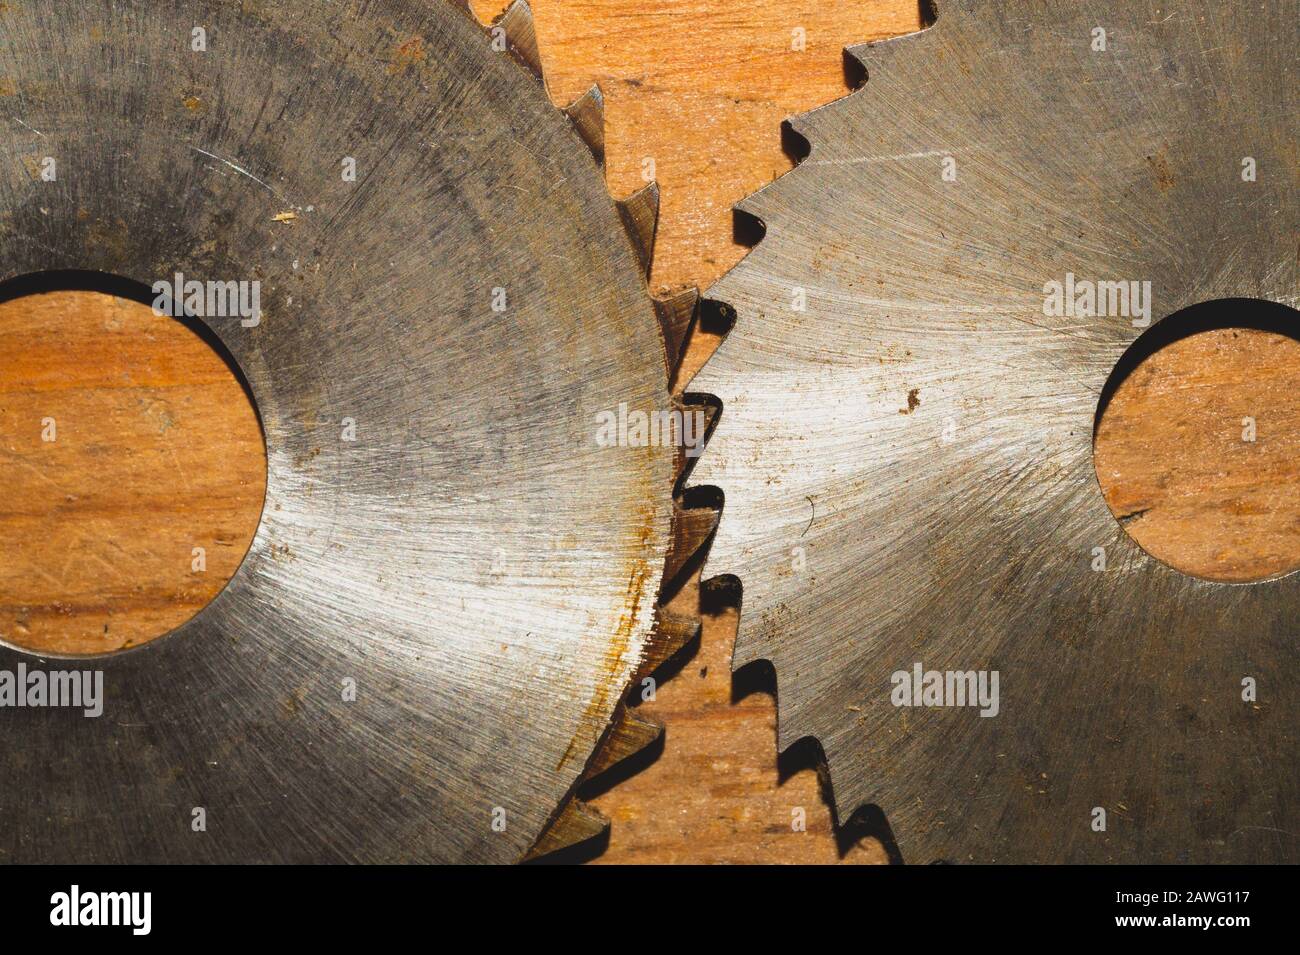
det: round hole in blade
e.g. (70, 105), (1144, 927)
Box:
(1093, 298), (1300, 584)
(0, 272), (267, 656)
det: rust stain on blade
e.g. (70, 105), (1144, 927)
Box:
(389, 36), (427, 75)
(556, 503), (657, 771)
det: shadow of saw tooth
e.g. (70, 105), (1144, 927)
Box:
(493, 0), (544, 82)
(617, 182), (661, 278)
(564, 85), (606, 168)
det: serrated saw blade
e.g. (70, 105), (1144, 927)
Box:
(0, 0), (689, 863)
(697, 0), (1298, 863)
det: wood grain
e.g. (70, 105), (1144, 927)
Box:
(0, 0), (1295, 862)
(1096, 327), (1300, 584)
(0, 290), (265, 655)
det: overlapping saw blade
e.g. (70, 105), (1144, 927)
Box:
(0, 0), (710, 863)
(696, 0), (1298, 862)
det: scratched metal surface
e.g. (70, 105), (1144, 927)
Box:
(697, 0), (1298, 862)
(0, 0), (672, 862)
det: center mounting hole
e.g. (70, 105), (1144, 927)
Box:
(0, 272), (266, 656)
(1093, 298), (1300, 584)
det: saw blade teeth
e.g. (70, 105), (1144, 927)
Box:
(504, 15), (687, 862)
(531, 485), (707, 861)
(674, 395), (720, 484)
(663, 494), (721, 589)
(494, 0), (545, 83)
(653, 287), (700, 386)
(524, 799), (610, 861)
(694, 0), (1300, 864)
(616, 182), (661, 278)
(479, 0), (708, 865)
(680, 11), (948, 858)
(685, 12), (954, 853)
(641, 607), (701, 678)
(563, 85), (606, 168)
(580, 709), (664, 780)
(843, 14), (942, 83)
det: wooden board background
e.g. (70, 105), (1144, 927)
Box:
(1, 0), (1296, 863)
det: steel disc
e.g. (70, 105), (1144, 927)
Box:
(697, 0), (1297, 862)
(0, 0), (673, 863)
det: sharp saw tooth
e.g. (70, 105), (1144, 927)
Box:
(653, 287), (700, 385)
(564, 85), (606, 167)
(641, 608), (701, 677)
(664, 498), (720, 586)
(675, 396), (719, 479)
(617, 182), (660, 278)
(581, 710), (663, 780)
(524, 799), (609, 860)
(495, 0), (544, 82)
(732, 190), (772, 232)
(844, 14), (942, 77)
(484, 0), (681, 864)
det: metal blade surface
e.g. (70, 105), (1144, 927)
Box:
(698, 0), (1298, 863)
(0, 0), (673, 863)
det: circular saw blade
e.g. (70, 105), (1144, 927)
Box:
(696, 0), (1298, 862)
(0, 0), (680, 863)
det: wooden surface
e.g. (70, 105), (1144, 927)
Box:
(0, 290), (265, 655)
(1, 0), (1296, 863)
(1095, 327), (1300, 584)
